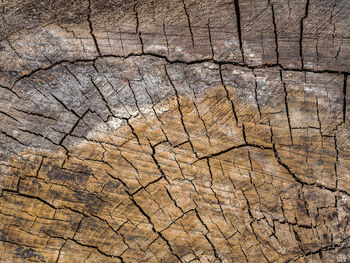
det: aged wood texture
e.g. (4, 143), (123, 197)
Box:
(1, 0), (350, 262)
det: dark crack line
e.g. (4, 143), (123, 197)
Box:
(134, 1), (144, 53)
(207, 19), (214, 60)
(241, 190), (260, 242)
(129, 197), (184, 262)
(192, 99), (212, 146)
(299, 0), (310, 69)
(90, 76), (115, 117)
(65, 66), (83, 87)
(343, 74), (348, 123)
(11, 58), (95, 89)
(127, 79), (147, 120)
(207, 159), (228, 224)
(195, 143), (272, 162)
(59, 109), (90, 145)
(147, 138), (171, 184)
(18, 128), (69, 154)
(9, 52), (350, 91)
(130, 176), (163, 196)
(87, 0), (101, 57)
(285, 236), (350, 262)
(0, 84), (20, 98)
(164, 187), (184, 213)
(48, 234), (124, 262)
(49, 93), (86, 119)
(162, 23), (170, 56)
(194, 208), (223, 262)
(272, 142), (350, 197)
(2, 189), (56, 210)
(280, 70), (294, 144)
(234, 0), (244, 63)
(219, 64), (238, 125)
(121, 117), (142, 147)
(181, 0), (195, 48)
(270, 3), (279, 64)
(164, 65), (199, 158)
(11, 107), (56, 121)
(0, 110), (21, 123)
(55, 240), (67, 263)
(252, 70), (262, 118)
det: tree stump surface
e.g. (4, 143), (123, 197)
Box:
(1, 0), (350, 262)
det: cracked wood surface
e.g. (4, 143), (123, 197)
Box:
(1, 0), (350, 262)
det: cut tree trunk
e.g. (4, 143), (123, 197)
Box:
(1, 0), (350, 262)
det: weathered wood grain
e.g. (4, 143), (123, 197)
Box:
(1, 0), (350, 262)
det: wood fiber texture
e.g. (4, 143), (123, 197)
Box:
(1, 0), (350, 262)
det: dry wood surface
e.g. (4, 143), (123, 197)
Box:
(1, 0), (350, 262)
